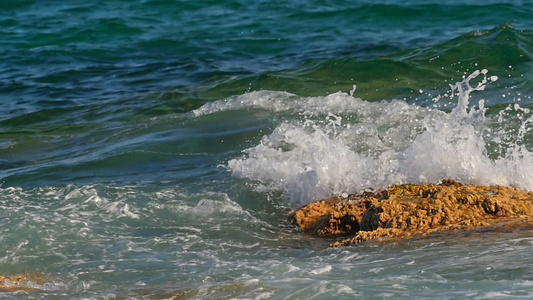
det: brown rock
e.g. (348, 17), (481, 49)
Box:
(0, 273), (44, 292)
(288, 180), (533, 246)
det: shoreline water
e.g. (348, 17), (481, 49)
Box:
(1, 1), (533, 298)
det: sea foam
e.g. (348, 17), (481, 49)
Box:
(195, 70), (533, 208)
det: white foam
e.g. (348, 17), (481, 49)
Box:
(193, 89), (424, 119)
(195, 70), (533, 208)
(190, 197), (244, 215)
(310, 265), (332, 275)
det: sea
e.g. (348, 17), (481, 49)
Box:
(1, 0), (533, 298)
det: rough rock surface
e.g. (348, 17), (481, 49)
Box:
(0, 273), (43, 292)
(288, 180), (533, 246)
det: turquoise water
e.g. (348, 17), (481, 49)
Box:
(1, 0), (533, 298)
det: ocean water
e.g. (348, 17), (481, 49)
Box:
(1, 0), (533, 298)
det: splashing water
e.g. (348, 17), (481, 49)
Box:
(192, 70), (533, 208)
(396, 71), (531, 191)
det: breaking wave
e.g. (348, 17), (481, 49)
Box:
(195, 70), (533, 208)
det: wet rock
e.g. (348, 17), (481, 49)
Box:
(288, 180), (533, 247)
(0, 273), (43, 292)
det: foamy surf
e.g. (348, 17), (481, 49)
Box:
(194, 70), (533, 208)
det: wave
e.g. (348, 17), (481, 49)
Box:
(195, 69), (533, 208)
(190, 24), (532, 106)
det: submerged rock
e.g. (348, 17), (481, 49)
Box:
(288, 180), (533, 247)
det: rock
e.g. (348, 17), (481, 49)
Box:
(288, 180), (533, 247)
(0, 273), (43, 292)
